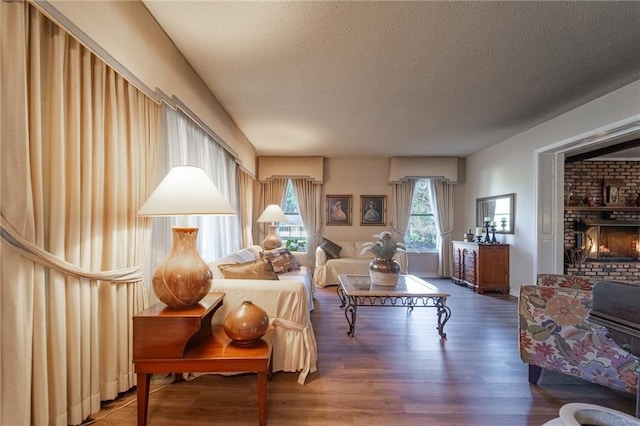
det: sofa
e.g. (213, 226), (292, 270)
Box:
(206, 245), (318, 384)
(313, 239), (408, 288)
(519, 273), (638, 396)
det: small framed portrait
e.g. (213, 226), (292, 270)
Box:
(326, 195), (352, 226)
(360, 195), (386, 226)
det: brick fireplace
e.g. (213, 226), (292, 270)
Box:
(564, 159), (640, 281)
(584, 221), (640, 261)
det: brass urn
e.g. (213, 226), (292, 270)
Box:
(369, 257), (400, 287)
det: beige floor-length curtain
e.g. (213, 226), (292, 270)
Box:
(1, 3), (159, 424)
(291, 178), (323, 266)
(389, 179), (416, 273)
(256, 178), (288, 245)
(429, 179), (455, 277)
(390, 180), (417, 243)
(238, 168), (255, 247)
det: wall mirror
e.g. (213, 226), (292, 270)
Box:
(476, 193), (515, 234)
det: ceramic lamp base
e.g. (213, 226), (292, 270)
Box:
(152, 227), (212, 309)
(262, 224), (282, 250)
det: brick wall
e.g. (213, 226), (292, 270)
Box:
(563, 159), (640, 281)
(565, 160), (640, 206)
(565, 263), (640, 281)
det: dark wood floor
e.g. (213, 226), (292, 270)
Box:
(89, 278), (636, 425)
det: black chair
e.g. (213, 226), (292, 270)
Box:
(588, 280), (640, 418)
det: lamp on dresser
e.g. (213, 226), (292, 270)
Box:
(257, 204), (288, 250)
(137, 165), (235, 309)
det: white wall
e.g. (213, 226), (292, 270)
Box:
(407, 252), (439, 276)
(461, 80), (640, 296)
(322, 158), (392, 242)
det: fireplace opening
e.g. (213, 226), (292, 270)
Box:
(585, 221), (640, 262)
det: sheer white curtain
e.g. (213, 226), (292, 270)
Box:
(389, 179), (416, 273)
(291, 178), (323, 266)
(1, 3), (159, 424)
(429, 179), (455, 277)
(160, 107), (241, 261)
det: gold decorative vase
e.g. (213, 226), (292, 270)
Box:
(369, 257), (400, 287)
(223, 301), (270, 345)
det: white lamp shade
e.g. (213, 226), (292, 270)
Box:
(257, 204), (288, 223)
(137, 165), (235, 216)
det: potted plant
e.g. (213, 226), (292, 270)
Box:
(361, 231), (405, 286)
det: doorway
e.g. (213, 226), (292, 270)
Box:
(534, 118), (640, 275)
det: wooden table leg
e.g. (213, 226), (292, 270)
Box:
(257, 370), (267, 426)
(137, 373), (151, 426)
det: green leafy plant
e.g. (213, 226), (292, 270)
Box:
(285, 239), (306, 252)
(285, 239), (299, 251)
(361, 231), (406, 260)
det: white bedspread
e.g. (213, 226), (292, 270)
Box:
(209, 279), (318, 385)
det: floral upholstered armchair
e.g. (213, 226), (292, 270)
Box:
(519, 273), (638, 395)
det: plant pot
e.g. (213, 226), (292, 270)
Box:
(369, 258), (400, 287)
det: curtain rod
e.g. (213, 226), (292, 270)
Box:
(157, 89), (240, 161)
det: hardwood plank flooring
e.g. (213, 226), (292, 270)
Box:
(87, 278), (636, 425)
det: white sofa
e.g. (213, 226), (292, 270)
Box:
(313, 240), (408, 288)
(206, 246), (317, 384)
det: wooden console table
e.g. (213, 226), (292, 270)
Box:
(133, 293), (274, 426)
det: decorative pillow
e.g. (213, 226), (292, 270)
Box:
(263, 247), (301, 274)
(218, 248), (258, 264)
(320, 238), (342, 259)
(217, 257), (279, 280)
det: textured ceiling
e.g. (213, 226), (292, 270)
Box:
(143, 1), (640, 158)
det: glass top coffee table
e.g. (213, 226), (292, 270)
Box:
(337, 274), (451, 338)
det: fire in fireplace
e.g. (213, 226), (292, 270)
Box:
(585, 220), (640, 262)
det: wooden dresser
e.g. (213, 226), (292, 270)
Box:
(452, 241), (510, 294)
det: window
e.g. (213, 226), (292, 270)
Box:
(493, 197), (510, 231)
(278, 180), (307, 251)
(405, 179), (437, 251)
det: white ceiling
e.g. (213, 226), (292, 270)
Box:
(143, 1), (640, 158)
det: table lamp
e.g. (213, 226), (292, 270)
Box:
(256, 204), (288, 250)
(137, 165), (235, 309)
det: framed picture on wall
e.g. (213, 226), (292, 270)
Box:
(326, 195), (352, 226)
(360, 195), (386, 226)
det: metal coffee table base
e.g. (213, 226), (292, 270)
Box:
(337, 281), (451, 338)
